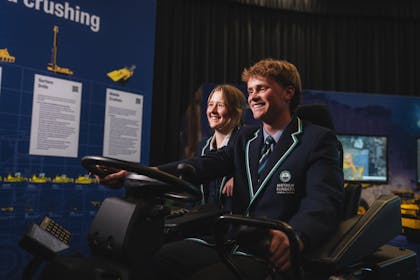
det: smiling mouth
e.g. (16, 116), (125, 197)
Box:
(251, 103), (265, 110)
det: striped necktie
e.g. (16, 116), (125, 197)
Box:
(258, 136), (275, 176)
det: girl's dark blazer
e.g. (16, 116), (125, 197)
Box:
(194, 128), (239, 208)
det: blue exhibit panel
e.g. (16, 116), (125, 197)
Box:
(0, 0), (157, 278)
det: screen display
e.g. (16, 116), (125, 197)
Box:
(417, 138), (420, 184)
(337, 135), (388, 183)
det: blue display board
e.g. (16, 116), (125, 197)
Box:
(0, 1), (156, 278)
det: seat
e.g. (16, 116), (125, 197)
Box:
(296, 104), (336, 132)
(296, 104), (342, 168)
(296, 104), (361, 219)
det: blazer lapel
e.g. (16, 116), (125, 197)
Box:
(246, 117), (303, 215)
(245, 129), (262, 199)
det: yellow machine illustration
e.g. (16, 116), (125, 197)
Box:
(29, 173), (50, 183)
(75, 175), (95, 184)
(0, 48), (15, 63)
(107, 65), (136, 82)
(52, 174), (74, 183)
(47, 26), (73, 75)
(4, 172), (27, 183)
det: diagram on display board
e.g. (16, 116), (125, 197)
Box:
(47, 26), (74, 76)
(0, 49), (15, 63)
(107, 65), (136, 83)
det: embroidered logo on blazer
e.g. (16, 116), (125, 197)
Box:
(279, 170), (291, 183)
(276, 183), (295, 194)
(277, 170), (294, 194)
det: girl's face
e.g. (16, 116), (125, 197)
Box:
(206, 90), (230, 133)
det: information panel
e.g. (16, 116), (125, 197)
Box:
(29, 74), (82, 157)
(103, 88), (143, 162)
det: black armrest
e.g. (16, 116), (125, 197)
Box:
(305, 194), (401, 273)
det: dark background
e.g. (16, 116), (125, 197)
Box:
(151, 0), (420, 165)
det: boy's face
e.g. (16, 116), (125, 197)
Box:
(247, 75), (294, 123)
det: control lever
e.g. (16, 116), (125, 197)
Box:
(176, 163), (196, 182)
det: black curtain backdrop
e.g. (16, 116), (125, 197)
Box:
(150, 0), (420, 165)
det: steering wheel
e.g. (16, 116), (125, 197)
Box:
(81, 155), (201, 202)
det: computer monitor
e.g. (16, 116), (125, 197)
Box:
(337, 134), (388, 183)
(417, 137), (420, 184)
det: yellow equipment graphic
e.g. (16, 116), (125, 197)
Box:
(107, 65), (136, 82)
(75, 175), (95, 184)
(47, 26), (73, 75)
(29, 173), (50, 183)
(4, 173), (27, 183)
(52, 174), (74, 183)
(0, 48), (15, 63)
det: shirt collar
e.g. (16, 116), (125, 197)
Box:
(209, 132), (232, 151)
(262, 129), (283, 143)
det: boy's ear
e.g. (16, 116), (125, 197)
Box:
(284, 86), (295, 102)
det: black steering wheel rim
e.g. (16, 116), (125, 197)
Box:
(81, 155), (201, 202)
